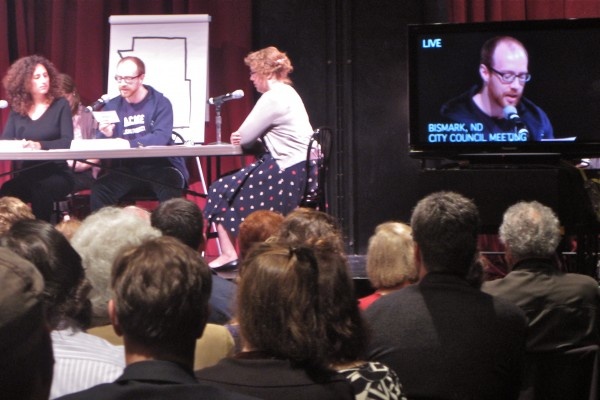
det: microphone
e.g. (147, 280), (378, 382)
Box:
(0, 100), (8, 109)
(85, 94), (110, 112)
(208, 89), (244, 105)
(503, 105), (530, 140)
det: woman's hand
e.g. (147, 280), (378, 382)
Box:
(230, 131), (242, 145)
(22, 140), (41, 150)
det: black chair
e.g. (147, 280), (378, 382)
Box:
(56, 131), (193, 220)
(300, 126), (332, 211)
(519, 345), (599, 400)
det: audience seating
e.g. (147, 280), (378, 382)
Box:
(519, 345), (599, 400)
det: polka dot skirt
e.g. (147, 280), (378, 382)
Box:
(203, 153), (309, 236)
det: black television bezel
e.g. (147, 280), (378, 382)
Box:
(408, 18), (600, 162)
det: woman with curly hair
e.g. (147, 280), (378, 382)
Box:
(0, 55), (74, 221)
(203, 46), (313, 268)
(0, 219), (124, 398)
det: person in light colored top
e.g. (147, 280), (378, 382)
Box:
(0, 219), (124, 399)
(203, 46), (313, 268)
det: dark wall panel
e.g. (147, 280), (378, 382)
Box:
(349, 1), (425, 253)
(252, 0), (446, 254)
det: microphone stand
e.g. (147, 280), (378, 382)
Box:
(206, 101), (225, 145)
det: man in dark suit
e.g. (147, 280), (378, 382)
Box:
(57, 236), (255, 400)
(365, 191), (528, 400)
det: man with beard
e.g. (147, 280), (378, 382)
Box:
(441, 36), (553, 141)
(90, 56), (188, 210)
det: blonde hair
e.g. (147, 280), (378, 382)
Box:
(0, 197), (34, 235)
(244, 46), (294, 85)
(366, 222), (417, 289)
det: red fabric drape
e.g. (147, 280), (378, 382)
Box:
(0, 0), (253, 187)
(447, 0), (600, 23)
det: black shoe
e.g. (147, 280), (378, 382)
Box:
(211, 259), (239, 270)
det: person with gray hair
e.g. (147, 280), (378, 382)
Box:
(70, 206), (161, 327)
(366, 191), (527, 400)
(483, 200), (600, 352)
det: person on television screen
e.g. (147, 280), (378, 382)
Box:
(440, 36), (554, 141)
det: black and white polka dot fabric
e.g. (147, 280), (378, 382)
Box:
(204, 153), (308, 236)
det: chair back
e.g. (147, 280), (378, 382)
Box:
(300, 127), (332, 210)
(519, 344), (599, 400)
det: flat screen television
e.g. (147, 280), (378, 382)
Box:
(408, 18), (600, 163)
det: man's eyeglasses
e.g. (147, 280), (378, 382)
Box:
(488, 66), (531, 84)
(114, 74), (141, 84)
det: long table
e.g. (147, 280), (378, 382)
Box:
(0, 143), (244, 200)
(0, 143), (243, 161)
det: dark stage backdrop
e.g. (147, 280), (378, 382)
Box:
(252, 0), (600, 254)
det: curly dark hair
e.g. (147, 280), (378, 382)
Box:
(2, 55), (63, 116)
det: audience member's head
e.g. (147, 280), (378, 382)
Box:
(238, 210), (284, 260)
(273, 207), (345, 254)
(0, 196), (35, 236)
(366, 222), (417, 290)
(411, 191), (480, 277)
(0, 219), (92, 330)
(110, 236), (212, 366)
(151, 198), (204, 251)
(0, 247), (53, 400)
(237, 242), (329, 371)
(271, 208), (367, 365)
(55, 217), (82, 241)
(70, 206), (161, 326)
(499, 200), (561, 265)
(122, 204), (151, 221)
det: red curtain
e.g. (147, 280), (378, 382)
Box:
(0, 0), (253, 186)
(447, 0), (600, 22)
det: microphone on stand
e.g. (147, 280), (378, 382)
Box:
(0, 99), (8, 109)
(208, 89), (244, 105)
(85, 94), (110, 112)
(503, 105), (530, 140)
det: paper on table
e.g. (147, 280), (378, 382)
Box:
(70, 138), (130, 150)
(0, 140), (28, 151)
(92, 110), (120, 124)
